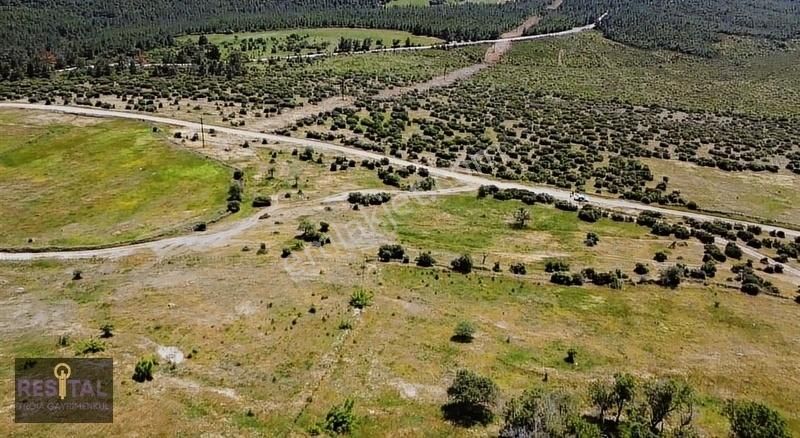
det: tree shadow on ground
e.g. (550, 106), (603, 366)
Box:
(441, 402), (494, 427)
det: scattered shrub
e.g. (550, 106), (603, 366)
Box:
(544, 259), (570, 273)
(378, 244), (405, 262)
(132, 356), (157, 382)
(578, 205), (602, 223)
(452, 321), (476, 343)
(416, 251), (436, 267)
(659, 265), (685, 288)
(75, 338), (106, 355)
(509, 263), (527, 275)
(349, 289), (373, 309)
(444, 369), (497, 426)
(724, 400), (789, 438)
(323, 398), (356, 435)
(252, 195), (272, 207)
(725, 242), (743, 259)
(450, 254), (473, 274)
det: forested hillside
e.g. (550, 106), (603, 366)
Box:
(528, 0), (800, 57)
(3, 0), (799, 80)
(0, 0), (545, 79)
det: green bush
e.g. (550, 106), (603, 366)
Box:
(75, 338), (106, 355)
(415, 251), (436, 267)
(252, 195), (272, 207)
(578, 205), (602, 223)
(509, 262), (527, 275)
(450, 254), (473, 274)
(544, 259), (570, 273)
(443, 369), (498, 426)
(378, 244), (405, 262)
(99, 323), (114, 338)
(349, 289), (373, 309)
(659, 265), (684, 288)
(447, 369), (497, 407)
(323, 398), (356, 435)
(453, 321), (476, 343)
(132, 356), (157, 382)
(551, 272), (582, 286)
(724, 400), (789, 438)
(725, 242), (743, 259)
(500, 387), (586, 437)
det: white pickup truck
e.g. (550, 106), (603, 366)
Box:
(574, 194), (588, 202)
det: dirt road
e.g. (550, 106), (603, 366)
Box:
(0, 183), (474, 261)
(1, 103), (796, 239)
(2, 102), (800, 282)
(276, 15), (600, 62)
(377, 9), (596, 98)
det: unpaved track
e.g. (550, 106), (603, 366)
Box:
(377, 15), (544, 98)
(55, 14), (602, 73)
(1, 103), (799, 283)
(275, 14), (599, 62)
(377, 8), (588, 98)
(0, 182), (473, 261)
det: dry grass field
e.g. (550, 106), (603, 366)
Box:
(2, 189), (799, 436)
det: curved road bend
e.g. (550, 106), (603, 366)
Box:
(275, 16), (606, 61)
(57, 15), (608, 72)
(1, 103), (798, 281)
(0, 186), (475, 262)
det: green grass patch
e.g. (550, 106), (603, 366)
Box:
(0, 112), (231, 247)
(233, 411), (268, 431)
(388, 194), (646, 255)
(185, 401), (210, 419)
(177, 27), (442, 58)
(487, 32), (800, 116)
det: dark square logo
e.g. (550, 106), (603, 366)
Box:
(15, 358), (113, 423)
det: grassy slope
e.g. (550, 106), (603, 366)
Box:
(0, 111), (230, 247)
(1, 195), (799, 436)
(487, 32), (800, 116)
(469, 32), (800, 226)
(644, 158), (800, 226)
(389, 194), (646, 266)
(335, 265), (800, 436)
(354, 195), (800, 435)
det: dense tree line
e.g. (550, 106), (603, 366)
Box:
(0, 0), (546, 79)
(527, 0), (800, 57)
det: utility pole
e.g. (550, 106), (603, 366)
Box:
(200, 116), (206, 148)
